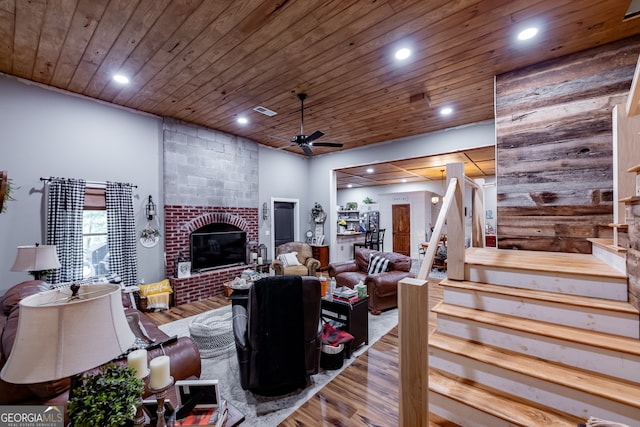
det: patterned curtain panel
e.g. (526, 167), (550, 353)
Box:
(106, 182), (138, 287)
(46, 178), (86, 284)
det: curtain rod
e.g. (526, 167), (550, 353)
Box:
(40, 177), (138, 188)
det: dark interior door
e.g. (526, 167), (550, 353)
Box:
(392, 204), (411, 256)
(274, 201), (295, 247)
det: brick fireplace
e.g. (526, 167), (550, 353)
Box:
(165, 205), (258, 305)
(162, 118), (260, 305)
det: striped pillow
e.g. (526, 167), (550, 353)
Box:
(367, 254), (390, 274)
(278, 252), (301, 267)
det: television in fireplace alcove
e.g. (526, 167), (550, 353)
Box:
(190, 224), (247, 272)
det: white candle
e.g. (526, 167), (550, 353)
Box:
(149, 355), (171, 389)
(257, 256), (263, 264)
(251, 252), (257, 260)
(127, 349), (148, 379)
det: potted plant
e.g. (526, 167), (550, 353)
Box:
(68, 363), (144, 427)
(0, 171), (15, 213)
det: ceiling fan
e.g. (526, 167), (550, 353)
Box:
(289, 93), (343, 155)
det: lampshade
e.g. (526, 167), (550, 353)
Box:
(11, 244), (61, 273)
(0, 284), (136, 384)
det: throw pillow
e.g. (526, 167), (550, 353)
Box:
(368, 254), (390, 274)
(139, 279), (172, 297)
(278, 251), (301, 267)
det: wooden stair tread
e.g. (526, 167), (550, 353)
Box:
(619, 196), (640, 203)
(429, 368), (583, 426)
(432, 302), (640, 357)
(587, 237), (627, 254)
(465, 247), (626, 279)
(428, 412), (460, 427)
(429, 331), (640, 409)
(608, 223), (629, 230)
(439, 278), (639, 315)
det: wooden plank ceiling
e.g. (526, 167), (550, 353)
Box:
(1, 0), (639, 186)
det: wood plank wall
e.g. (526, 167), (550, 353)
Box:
(495, 35), (640, 253)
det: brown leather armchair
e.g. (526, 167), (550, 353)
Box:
(231, 276), (322, 395)
(328, 248), (414, 314)
(271, 241), (320, 277)
(0, 280), (201, 407)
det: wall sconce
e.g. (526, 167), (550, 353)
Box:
(431, 195), (440, 205)
(262, 202), (270, 220)
(146, 195), (156, 220)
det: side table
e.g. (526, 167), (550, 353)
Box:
(321, 296), (368, 358)
(255, 259), (271, 274)
(311, 245), (330, 270)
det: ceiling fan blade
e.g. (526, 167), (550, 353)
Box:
(301, 144), (313, 156)
(267, 134), (292, 143)
(312, 142), (343, 147)
(304, 130), (324, 144)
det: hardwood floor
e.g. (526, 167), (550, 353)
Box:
(147, 278), (452, 426)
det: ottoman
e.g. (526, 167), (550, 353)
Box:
(188, 310), (234, 358)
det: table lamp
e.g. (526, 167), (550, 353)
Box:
(0, 283), (136, 385)
(11, 243), (61, 280)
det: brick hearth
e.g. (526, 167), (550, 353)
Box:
(165, 205), (258, 305)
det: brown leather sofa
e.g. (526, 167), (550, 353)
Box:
(231, 275), (321, 395)
(271, 241), (320, 277)
(0, 280), (201, 407)
(328, 248), (414, 314)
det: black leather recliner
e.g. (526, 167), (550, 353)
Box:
(231, 275), (322, 396)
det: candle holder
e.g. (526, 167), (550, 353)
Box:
(149, 376), (174, 427)
(133, 371), (150, 427)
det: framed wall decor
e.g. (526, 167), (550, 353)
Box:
(177, 261), (191, 278)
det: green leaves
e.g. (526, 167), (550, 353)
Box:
(68, 363), (144, 427)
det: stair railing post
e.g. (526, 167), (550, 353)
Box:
(398, 277), (429, 427)
(446, 163), (465, 280)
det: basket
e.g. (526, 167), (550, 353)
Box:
(188, 310), (234, 358)
(320, 343), (344, 370)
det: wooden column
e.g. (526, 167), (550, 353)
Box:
(398, 277), (429, 427)
(446, 163), (465, 280)
(613, 104), (640, 224)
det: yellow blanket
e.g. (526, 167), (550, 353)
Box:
(145, 292), (171, 310)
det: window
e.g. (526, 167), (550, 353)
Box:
(82, 187), (110, 278)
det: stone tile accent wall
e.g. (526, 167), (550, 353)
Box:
(163, 117), (258, 207)
(163, 118), (260, 304)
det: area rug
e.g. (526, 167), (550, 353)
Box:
(159, 304), (399, 426)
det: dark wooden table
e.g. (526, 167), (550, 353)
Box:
(320, 296), (369, 358)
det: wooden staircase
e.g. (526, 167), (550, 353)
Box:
(428, 246), (640, 426)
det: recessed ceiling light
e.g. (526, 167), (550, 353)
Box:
(518, 27), (538, 41)
(395, 48), (411, 60)
(113, 74), (129, 84)
(366, 168), (374, 173)
(347, 184), (353, 188)
(237, 117), (248, 125)
(440, 107), (453, 116)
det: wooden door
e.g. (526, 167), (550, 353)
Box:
(392, 204), (411, 256)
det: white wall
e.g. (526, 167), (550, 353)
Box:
(0, 75), (163, 293)
(309, 121), (496, 262)
(257, 146), (311, 258)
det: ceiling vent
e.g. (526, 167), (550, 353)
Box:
(253, 105), (278, 116)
